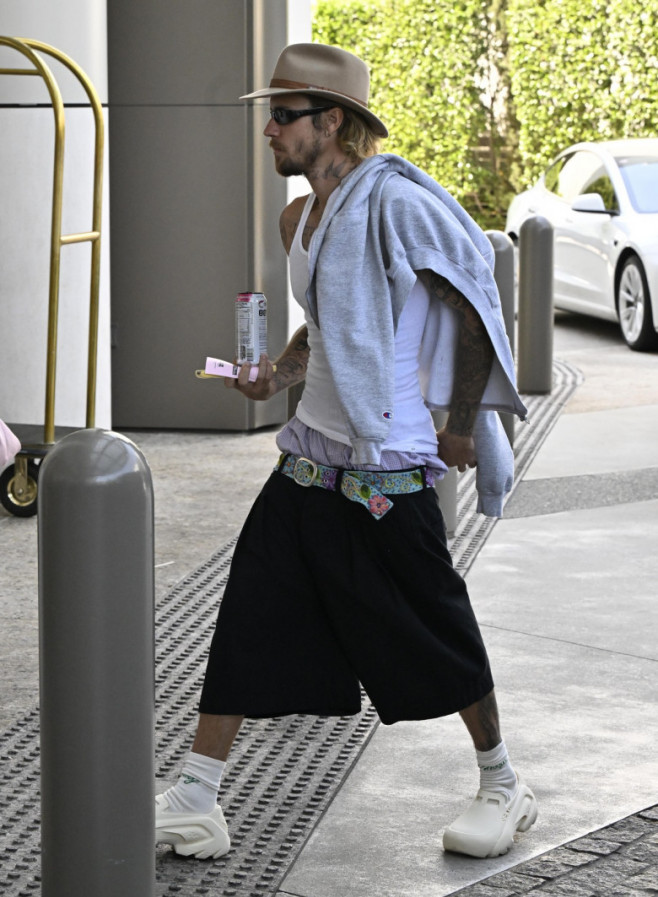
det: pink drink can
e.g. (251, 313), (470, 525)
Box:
(235, 292), (267, 364)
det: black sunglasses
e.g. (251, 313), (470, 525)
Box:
(269, 106), (330, 125)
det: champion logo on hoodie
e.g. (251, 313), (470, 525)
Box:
(382, 411), (393, 420)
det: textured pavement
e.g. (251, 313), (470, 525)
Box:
(452, 807), (658, 896)
(1, 312), (657, 896)
(276, 314), (658, 897)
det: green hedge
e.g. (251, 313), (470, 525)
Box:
(508, 0), (658, 183)
(313, 0), (512, 228)
(312, 0), (658, 228)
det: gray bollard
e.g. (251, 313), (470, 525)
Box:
(436, 465), (458, 538)
(486, 230), (516, 343)
(486, 230), (516, 446)
(38, 429), (155, 897)
(432, 410), (457, 538)
(517, 216), (554, 394)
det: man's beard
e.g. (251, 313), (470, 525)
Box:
(277, 157), (306, 177)
(274, 134), (323, 177)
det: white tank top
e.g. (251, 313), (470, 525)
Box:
(289, 192), (437, 454)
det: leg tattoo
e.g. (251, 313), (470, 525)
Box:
(459, 690), (502, 752)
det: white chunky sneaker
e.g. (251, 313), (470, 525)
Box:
(443, 780), (538, 858)
(155, 793), (231, 859)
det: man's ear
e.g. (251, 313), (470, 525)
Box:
(323, 106), (344, 136)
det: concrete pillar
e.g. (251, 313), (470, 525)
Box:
(107, 0), (292, 431)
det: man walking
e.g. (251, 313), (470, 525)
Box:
(155, 42), (537, 862)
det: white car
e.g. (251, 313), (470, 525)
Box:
(506, 139), (658, 350)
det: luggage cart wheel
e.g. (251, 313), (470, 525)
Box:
(0, 459), (40, 518)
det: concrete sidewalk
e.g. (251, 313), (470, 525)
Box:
(277, 319), (658, 897)
(1, 314), (657, 896)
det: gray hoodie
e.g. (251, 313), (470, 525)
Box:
(304, 154), (528, 516)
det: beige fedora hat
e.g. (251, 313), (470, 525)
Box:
(240, 43), (388, 138)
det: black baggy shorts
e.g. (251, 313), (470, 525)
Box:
(199, 469), (494, 725)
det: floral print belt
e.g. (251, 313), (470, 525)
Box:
(276, 453), (435, 520)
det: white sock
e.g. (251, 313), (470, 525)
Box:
(476, 741), (517, 802)
(163, 751), (226, 814)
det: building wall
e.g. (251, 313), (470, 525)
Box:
(0, 2), (112, 431)
(0, 1), (311, 434)
(108, 0), (307, 430)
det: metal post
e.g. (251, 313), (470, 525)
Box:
(517, 216), (554, 394)
(432, 410), (457, 538)
(486, 230), (516, 446)
(436, 466), (458, 538)
(37, 429), (155, 897)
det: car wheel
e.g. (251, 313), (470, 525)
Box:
(617, 256), (658, 351)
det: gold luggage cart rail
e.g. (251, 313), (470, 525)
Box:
(0, 37), (104, 516)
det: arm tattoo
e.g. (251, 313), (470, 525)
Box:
(422, 270), (494, 436)
(272, 327), (310, 391)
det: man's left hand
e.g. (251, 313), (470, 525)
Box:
(436, 427), (477, 472)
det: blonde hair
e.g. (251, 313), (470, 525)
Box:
(311, 102), (382, 160)
(336, 106), (382, 160)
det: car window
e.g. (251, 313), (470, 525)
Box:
(617, 157), (658, 213)
(543, 154), (573, 195)
(581, 174), (619, 212)
(547, 150), (618, 209)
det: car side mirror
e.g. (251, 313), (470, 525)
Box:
(571, 193), (619, 215)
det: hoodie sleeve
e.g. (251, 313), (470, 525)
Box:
(473, 411), (515, 517)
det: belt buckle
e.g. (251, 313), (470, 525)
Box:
(292, 456), (318, 487)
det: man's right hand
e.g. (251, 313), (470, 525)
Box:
(225, 354), (277, 401)
(436, 426), (477, 472)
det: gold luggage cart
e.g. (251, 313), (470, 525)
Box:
(0, 37), (104, 516)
